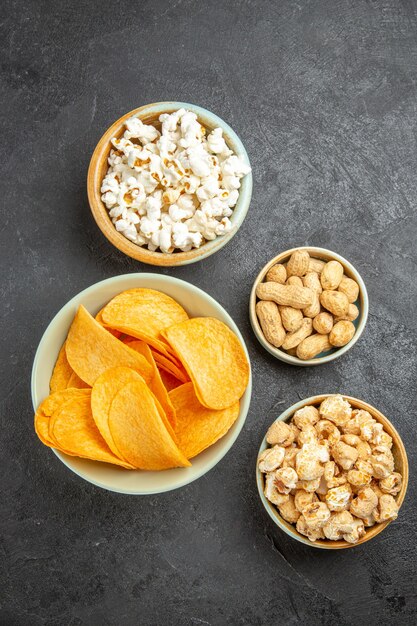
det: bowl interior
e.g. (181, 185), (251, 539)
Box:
(250, 247), (368, 365)
(88, 102), (252, 266)
(256, 394), (408, 549)
(32, 274), (252, 494)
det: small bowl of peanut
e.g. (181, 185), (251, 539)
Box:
(256, 395), (408, 549)
(249, 247), (368, 365)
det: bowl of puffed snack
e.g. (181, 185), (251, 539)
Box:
(256, 395), (408, 549)
(88, 102), (252, 266)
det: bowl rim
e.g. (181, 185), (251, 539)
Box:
(87, 101), (253, 267)
(256, 394), (409, 549)
(31, 273), (252, 494)
(249, 246), (369, 366)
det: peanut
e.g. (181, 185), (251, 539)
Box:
(279, 306), (303, 332)
(338, 276), (359, 303)
(334, 303), (359, 323)
(282, 318), (313, 350)
(256, 252), (361, 360)
(287, 250), (310, 277)
(303, 272), (322, 295)
(286, 276), (303, 287)
(286, 347), (298, 356)
(296, 334), (332, 360)
(256, 283), (314, 309)
(320, 290), (349, 317)
(256, 301), (286, 348)
(321, 261), (344, 290)
(313, 312), (334, 335)
(303, 293), (321, 318)
(266, 263), (287, 284)
(308, 258), (325, 274)
(329, 321), (356, 347)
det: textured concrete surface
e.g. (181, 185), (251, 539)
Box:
(1, 0), (417, 624)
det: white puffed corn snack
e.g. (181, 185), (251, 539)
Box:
(278, 496), (301, 524)
(323, 511), (355, 541)
(259, 397), (403, 544)
(302, 502), (331, 530)
(264, 472), (290, 507)
(274, 467), (298, 494)
(258, 446), (285, 473)
(101, 109), (251, 253)
(319, 395), (352, 428)
(325, 484), (352, 512)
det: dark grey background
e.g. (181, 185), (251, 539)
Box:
(1, 0), (416, 624)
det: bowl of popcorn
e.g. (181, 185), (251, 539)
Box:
(257, 395), (408, 549)
(250, 247), (368, 365)
(88, 102), (252, 266)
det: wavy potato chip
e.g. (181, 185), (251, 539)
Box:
(109, 380), (191, 470)
(101, 289), (188, 361)
(170, 383), (240, 459)
(50, 343), (90, 392)
(95, 308), (122, 338)
(126, 341), (176, 429)
(158, 368), (183, 392)
(49, 393), (134, 468)
(50, 343), (73, 392)
(148, 343), (182, 368)
(91, 367), (144, 460)
(66, 306), (153, 386)
(35, 388), (91, 449)
(67, 370), (90, 390)
(122, 336), (183, 373)
(150, 349), (188, 383)
(91, 365), (177, 448)
(163, 317), (249, 410)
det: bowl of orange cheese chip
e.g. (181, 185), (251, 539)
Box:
(31, 274), (251, 494)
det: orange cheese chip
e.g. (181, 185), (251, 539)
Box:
(95, 308), (122, 338)
(148, 343), (182, 368)
(91, 365), (177, 449)
(91, 367), (144, 461)
(158, 368), (183, 392)
(122, 336), (182, 372)
(66, 306), (153, 386)
(50, 343), (90, 392)
(170, 383), (240, 459)
(163, 317), (250, 410)
(150, 349), (189, 383)
(67, 370), (90, 390)
(126, 340), (177, 429)
(49, 393), (135, 468)
(50, 343), (73, 392)
(35, 388), (91, 448)
(101, 289), (188, 361)
(123, 335), (183, 369)
(108, 380), (191, 470)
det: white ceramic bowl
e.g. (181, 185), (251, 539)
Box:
(31, 274), (252, 494)
(250, 247), (369, 366)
